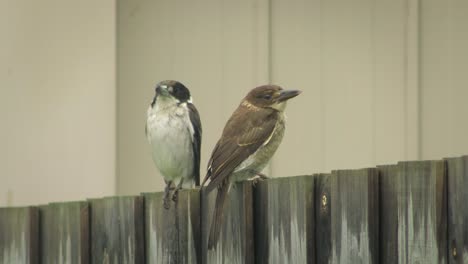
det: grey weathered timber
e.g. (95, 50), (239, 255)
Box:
(446, 156), (468, 264)
(254, 175), (315, 263)
(89, 196), (144, 264)
(40, 201), (89, 264)
(201, 181), (254, 264)
(378, 164), (398, 263)
(0, 206), (38, 264)
(315, 173), (332, 263)
(144, 189), (201, 264)
(380, 160), (447, 264)
(316, 169), (379, 263)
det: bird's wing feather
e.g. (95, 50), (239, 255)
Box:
(202, 107), (277, 193)
(187, 103), (202, 186)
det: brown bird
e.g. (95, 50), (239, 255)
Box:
(201, 85), (301, 249)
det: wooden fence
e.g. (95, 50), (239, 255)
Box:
(1, 156), (467, 264)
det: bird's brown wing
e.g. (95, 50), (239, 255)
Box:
(202, 107), (278, 193)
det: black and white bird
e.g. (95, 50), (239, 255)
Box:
(201, 85), (301, 249)
(146, 80), (202, 209)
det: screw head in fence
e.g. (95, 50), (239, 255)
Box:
(321, 193), (328, 213)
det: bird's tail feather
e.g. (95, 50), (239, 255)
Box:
(207, 184), (229, 250)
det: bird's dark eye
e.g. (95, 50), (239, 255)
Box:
(263, 94), (272, 100)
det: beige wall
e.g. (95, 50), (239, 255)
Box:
(117, 0), (468, 196)
(0, 0), (116, 206)
(117, 0), (412, 195)
(117, 0), (270, 195)
(420, 0), (468, 159)
(3, 0), (467, 204)
(269, 0), (413, 177)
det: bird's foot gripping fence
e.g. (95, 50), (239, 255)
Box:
(1, 156), (467, 263)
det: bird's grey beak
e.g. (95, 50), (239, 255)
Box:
(156, 86), (163, 94)
(155, 85), (169, 95)
(277, 89), (301, 102)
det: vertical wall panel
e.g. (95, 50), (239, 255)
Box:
(374, 0), (408, 163)
(320, 0), (375, 171)
(421, 0), (468, 159)
(0, 0), (116, 207)
(270, 0), (409, 176)
(269, 0), (325, 175)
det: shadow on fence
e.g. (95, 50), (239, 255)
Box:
(1, 156), (467, 263)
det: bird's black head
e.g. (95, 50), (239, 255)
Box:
(245, 85), (301, 110)
(155, 80), (191, 103)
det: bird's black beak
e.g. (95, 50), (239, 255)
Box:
(277, 89), (301, 102)
(155, 85), (169, 96)
(155, 86), (163, 94)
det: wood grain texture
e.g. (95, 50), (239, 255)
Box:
(378, 164), (398, 263)
(201, 181), (254, 264)
(446, 156), (468, 264)
(380, 160), (447, 264)
(144, 189), (201, 264)
(316, 169), (379, 263)
(0, 206), (38, 264)
(40, 202), (89, 264)
(315, 173), (332, 263)
(254, 175), (315, 263)
(89, 196), (144, 264)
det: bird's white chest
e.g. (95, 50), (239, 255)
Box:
(146, 102), (194, 181)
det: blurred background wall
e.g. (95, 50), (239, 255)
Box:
(1, 0), (467, 205)
(0, 0), (116, 206)
(117, 0), (468, 195)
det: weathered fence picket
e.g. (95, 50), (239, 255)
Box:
(89, 196), (144, 264)
(2, 155), (468, 263)
(0, 206), (38, 264)
(144, 189), (201, 264)
(255, 175), (315, 263)
(201, 181), (254, 264)
(380, 160), (447, 264)
(315, 173), (332, 263)
(40, 202), (89, 264)
(378, 164), (399, 263)
(316, 168), (379, 263)
(446, 156), (468, 264)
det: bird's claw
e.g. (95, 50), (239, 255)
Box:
(256, 172), (269, 179)
(251, 177), (262, 187)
